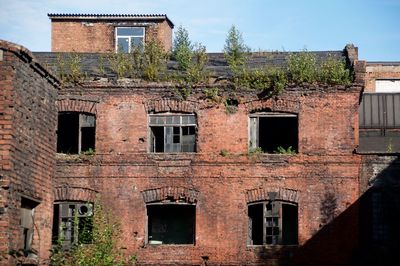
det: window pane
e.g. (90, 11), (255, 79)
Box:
(131, 37), (144, 50)
(117, 38), (129, 53)
(117, 27), (144, 36)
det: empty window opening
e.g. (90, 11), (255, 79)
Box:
(57, 112), (95, 154)
(249, 112), (298, 153)
(147, 204), (195, 245)
(52, 202), (93, 247)
(248, 201), (298, 245)
(116, 27), (145, 53)
(21, 197), (39, 252)
(149, 114), (196, 153)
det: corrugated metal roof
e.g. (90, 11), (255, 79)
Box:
(47, 13), (174, 27)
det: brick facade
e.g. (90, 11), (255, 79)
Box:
(0, 40), (59, 265)
(50, 14), (173, 52)
(52, 82), (363, 265)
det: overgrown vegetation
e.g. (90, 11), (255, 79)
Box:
(50, 201), (136, 266)
(274, 146), (296, 155)
(172, 26), (209, 99)
(57, 52), (85, 84)
(56, 25), (353, 98)
(248, 147), (264, 155)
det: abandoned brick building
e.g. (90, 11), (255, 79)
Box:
(1, 13), (400, 266)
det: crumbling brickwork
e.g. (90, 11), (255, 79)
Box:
(0, 40), (58, 265)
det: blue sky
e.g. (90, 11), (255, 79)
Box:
(0, 0), (399, 61)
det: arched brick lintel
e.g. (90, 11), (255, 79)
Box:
(57, 99), (98, 115)
(144, 99), (198, 114)
(245, 98), (300, 114)
(246, 187), (300, 203)
(54, 186), (98, 202)
(141, 186), (199, 204)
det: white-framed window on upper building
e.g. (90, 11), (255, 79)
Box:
(115, 27), (145, 53)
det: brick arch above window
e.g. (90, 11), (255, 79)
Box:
(141, 186), (199, 204)
(244, 98), (300, 114)
(144, 99), (198, 114)
(57, 99), (98, 115)
(245, 187), (300, 204)
(54, 186), (98, 202)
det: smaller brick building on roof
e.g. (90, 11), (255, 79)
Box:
(48, 13), (174, 53)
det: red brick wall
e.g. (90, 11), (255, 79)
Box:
(0, 42), (58, 265)
(51, 19), (173, 52)
(54, 84), (363, 265)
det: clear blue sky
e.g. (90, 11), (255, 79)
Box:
(0, 0), (399, 61)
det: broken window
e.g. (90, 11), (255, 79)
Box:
(147, 204), (195, 245)
(149, 114), (196, 152)
(57, 112), (95, 154)
(249, 112), (298, 153)
(52, 202), (93, 247)
(20, 197), (39, 252)
(248, 200), (298, 245)
(116, 27), (145, 53)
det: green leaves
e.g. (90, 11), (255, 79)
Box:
(223, 25), (250, 71)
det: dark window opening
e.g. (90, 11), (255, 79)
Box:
(149, 114), (196, 153)
(20, 197), (39, 252)
(147, 204), (195, 245)
(52, 202), (93, 247)
(248, 201), (298, 245)
(250, 113), (298, 153)
(57, 112), (95, 154)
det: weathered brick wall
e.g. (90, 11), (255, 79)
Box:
(0, 41), (58, 265)
(51, 19), (173, 52)
(365, 63), (400, 92)
(54, 83), (363, 265)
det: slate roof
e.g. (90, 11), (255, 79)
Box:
(48, 13), (174, 28)
(33, 50), (347, 80)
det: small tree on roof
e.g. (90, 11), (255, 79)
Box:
(172, 25), (193, 71)
(223, 25), (250, 72)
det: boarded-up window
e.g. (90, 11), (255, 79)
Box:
(21, 197), (39, 251)
(57, 112), (95, 154)
(249, 112), (298, 153)
(248, 201), (298, 245)
(149, 114), (196, 152)
(147, 204), (195, 245)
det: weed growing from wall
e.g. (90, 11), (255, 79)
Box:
(56, 52), (85, 84)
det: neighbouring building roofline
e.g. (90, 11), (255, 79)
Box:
(0, 39), (60, 89)
(48, 13), (174, 28)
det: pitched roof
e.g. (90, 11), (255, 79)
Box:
(47, 13), (174, 28)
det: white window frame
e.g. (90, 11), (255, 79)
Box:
(115, 27), (145, 53)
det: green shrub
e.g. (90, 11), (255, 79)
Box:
(56, 52), (85, 84)
(274, 146), (296, 154)
(142, 39), (168, 81)
(319, 56), (352, 85)
(248, 147), (264, 155)
(50, 201), (136, 266)
(287, 50), (317, 83)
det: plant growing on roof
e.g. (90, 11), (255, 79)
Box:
(172, 25), (193, 71)
(223, 25), (250, 73)
(319, 55), (352, 85)
(287, 49), (318, 84)
(142, 39), (168, 81)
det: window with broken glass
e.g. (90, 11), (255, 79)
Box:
(57, 112), (96, 154)
(248, 200), (298, 245)
(149, 114), (196, 152)
(52, 202), (93, 247)
(249, 112), (298, 153)
(116, 27), (145, 53)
